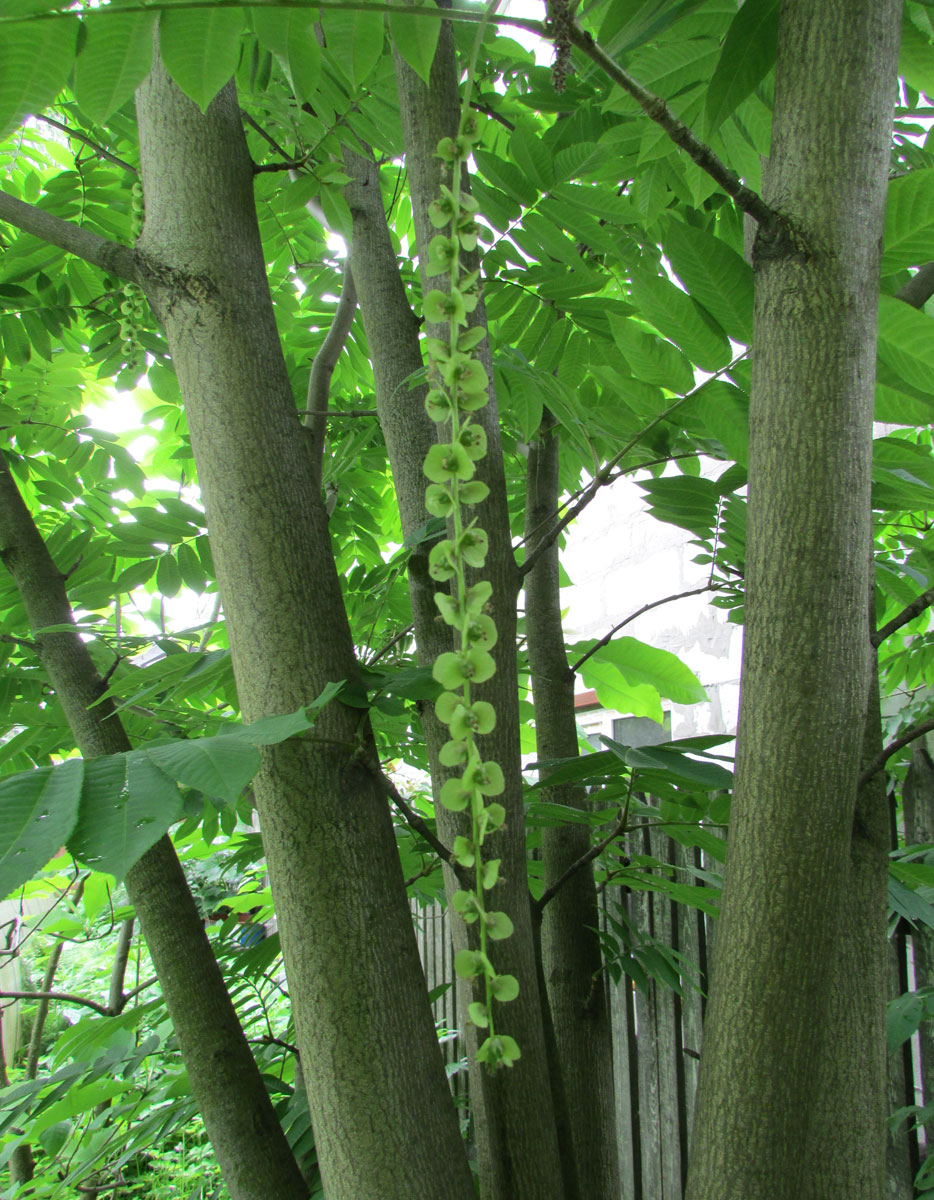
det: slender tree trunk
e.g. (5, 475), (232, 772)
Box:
(0, 460), (310, 1200)
(685, 4), (901, 1198)
(905, 749), (934, 1159)
(133, 48), (474, 1200)
(524, 410), (619, 1200)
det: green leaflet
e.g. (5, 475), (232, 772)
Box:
(662, 218), (754, 345)
(319, 8), (385, 89)
(0, 13), (77, 142)
(159, 7), (244, 112)
(250, 7), (321, 105)
(704, 0), (779, 135)
(629, 268), (732, 373)
(883, 167), (934, 273)
(0, 759), (83, 901)
(0, 703), (339, 895)
(388, 0), (440, 86)
(73, 10), (156, 123)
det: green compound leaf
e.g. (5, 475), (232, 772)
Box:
(0, 760), (83, 901)
(424, 443), (475, 483)
(0, 14), (78, 142)
(469, 1001), (490, 1028)
(491, 973), (519, 1002)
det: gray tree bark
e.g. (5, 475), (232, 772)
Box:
(0, 459), (310, 1200)
(685, 3), (902, 1197)
(524, 409), (619, 1200)
(133, 47), (474, 1200)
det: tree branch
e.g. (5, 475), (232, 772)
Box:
(570, 586), (714, 673)
(896, 261), (934, 310)
(566, 22), (783, 231)
(858, 717), (934, 787)
(535, 803), (631, 914)
(518, 353), (748, 576)
(872, 586), (934, 647)
(305, 258), (358, 492)
(0, 190), (141, 282)
(36, 114), (136, 173)
(0, 976), (156, 1018)
(374, 773), (469, 888)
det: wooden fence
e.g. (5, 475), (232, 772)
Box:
(413, 768), (934, 1198)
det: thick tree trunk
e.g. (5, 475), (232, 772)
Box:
(685, 4), (901, 1198)
(524, 410), (619, 1200)
(803, 662), (890, 1193)
(0, 460), (310, 1200)
(133, 49), (474, 1200)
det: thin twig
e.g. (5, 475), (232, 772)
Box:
(0, 979), (154, 1017)
(365, 623), (414, 667)
(299, 409), (378, 419)
(859, 717), (934, 787)
(567, 22), (783, 231)
(536, 776), (635, 913)
(570, 586), (714, 673)
(896, 261), (934, 310)
(873, 586), (934, 647)
(375, 774), (468, 888)
(37, 115), (136, 173)
(517, 353), (749, 575)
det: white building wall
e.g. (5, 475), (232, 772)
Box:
(560, 472), (742, 739)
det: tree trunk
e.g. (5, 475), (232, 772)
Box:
(905, 749), (934, 1163)
(524, 409), (619, 1200)
(133, 47), (474, 1200)
(0, 460), (310, 1200)
(685, 4), (901, 1198)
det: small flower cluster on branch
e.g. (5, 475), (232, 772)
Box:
(422, 114), (519, 1071)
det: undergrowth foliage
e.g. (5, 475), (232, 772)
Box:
(423, 109), (520, 1070)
